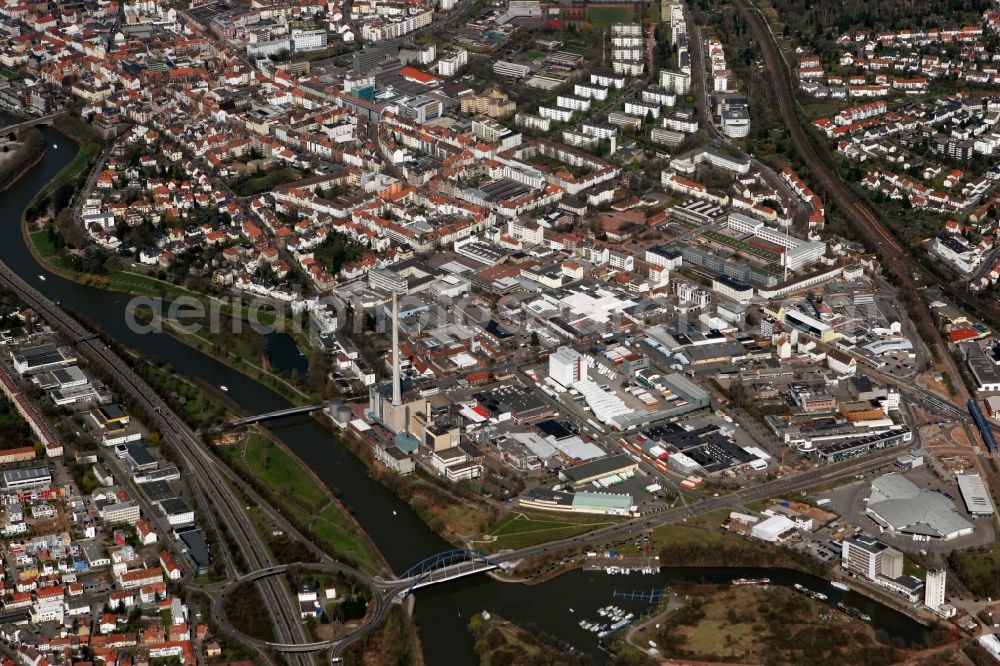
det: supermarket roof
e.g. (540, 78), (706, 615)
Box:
(572, 492), (634, 510)
(867, 473), (973, 539)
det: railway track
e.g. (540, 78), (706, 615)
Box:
(731, 0), (1000, 517)
(0, 265), (314, 663)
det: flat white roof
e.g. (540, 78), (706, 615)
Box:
(957, 473), (994, 515)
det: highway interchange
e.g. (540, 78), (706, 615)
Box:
(0, 251), (952, 659)
(10, 0), (1000, 658)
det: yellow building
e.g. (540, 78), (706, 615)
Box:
(460, 89), (516, 119)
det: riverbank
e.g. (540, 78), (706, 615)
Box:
(1, 150), (44, 191)
(621, 583), (903, 664)
(161, 319), (315, 406)
(0, 128), (45, 191)
(339, 431), (497, 548)
(27, 219), (318, 406)
(215, 430), (389, 576)
(467, 612), (581, 665)
(87, 319), (390, 576)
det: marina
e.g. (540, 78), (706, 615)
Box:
(578, 605), (638, 639)
(583, 556), (661, 576)
(793, 583), (829, 601)
(612, 588), (665, 604)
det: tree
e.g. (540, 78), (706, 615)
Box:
(307, 351), (330, 395)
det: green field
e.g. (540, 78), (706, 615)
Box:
(164, 323), (314, 405)
(478, 510), (618, 552)
(238, 434), (327, 516)
(107, 271), (205, 301)
(587, 6), (635, 27)
(615, 510), (736, 556)
(231, 167), (301, 197)
(31, 230), (56, 257)
(313, 505), (377, 568)
(219, 434), (382, 572)
(523, 49), (546, 61)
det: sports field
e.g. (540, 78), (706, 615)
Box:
(587, 6), (635, 28)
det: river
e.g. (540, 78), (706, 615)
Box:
(6, 125), (932, 663)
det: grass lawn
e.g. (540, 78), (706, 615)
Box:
(142, 362), (227, 429)
(313, 505), (379, 573)
(107, 272), (277, 325)
(681, 595), (758, 658)
(478, 510), (618, 553)
(565, 45), (592, 57)
(32, 140), (100, 208)
(952, 533), (1000, 597)
(164, 323), (314, 405)
(220, 434), (383, 573)
(31, 230), (56, 257)
(107, 272), (201, 301)
(231, 167), (302, 197)
(616, 510), (735, 557)
(799, 99), (844, 118)
(239, 434), (327, 516)
(246, 505), (274, 543)
(587, 6), (634, 28)
(523, 49), (545, 60)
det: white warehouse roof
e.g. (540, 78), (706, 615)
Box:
(751, 514), (797, 542)
(957, 473), (994, 516)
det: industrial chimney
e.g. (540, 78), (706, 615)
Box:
(391, 291), (401, 407)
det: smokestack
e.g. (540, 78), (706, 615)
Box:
(391, 291), (401, 407)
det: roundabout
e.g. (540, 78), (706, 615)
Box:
(213, 552), (501, 653)
(213, 562), (393, 653)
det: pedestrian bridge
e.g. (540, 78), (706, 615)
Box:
(228, 403), (324, 426)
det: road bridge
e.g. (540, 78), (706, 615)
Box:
(1, 110), (69, 136)
(216, 552), (503, 652)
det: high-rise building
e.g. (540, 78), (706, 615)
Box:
(881, 548), (903, 579)
(549, 346), (584, 388)
(842, 535), (892, 580)
(924, 568), (946, 612)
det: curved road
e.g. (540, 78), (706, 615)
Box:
(0, 263), (319, 664)
(731, 0), (1000, 513)
(731, 0), (975, 401)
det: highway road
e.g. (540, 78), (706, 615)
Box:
(0, 263), (319, 664)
